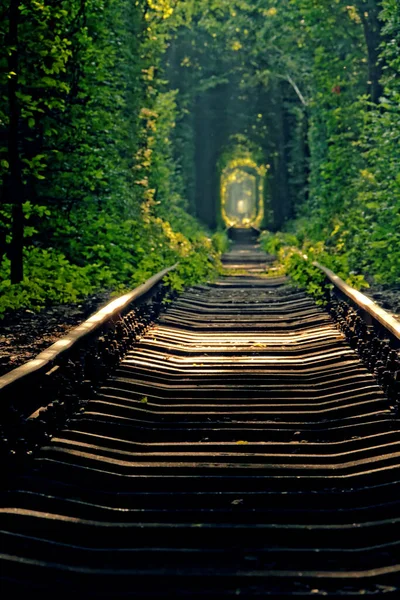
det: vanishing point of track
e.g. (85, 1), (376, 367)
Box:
(1, 233), (400, 597)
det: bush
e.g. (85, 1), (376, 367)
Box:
(260, 231), (369, 305)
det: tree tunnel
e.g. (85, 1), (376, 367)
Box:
(165, 30), (307, 232)
(189, 79), (297, 231)
(224, 170), (257, 227)
(220, 157), (267, 229)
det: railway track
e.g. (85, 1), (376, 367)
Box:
(1, 233), (400, 597)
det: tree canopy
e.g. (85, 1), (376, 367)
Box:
(0, 0), (399, 314)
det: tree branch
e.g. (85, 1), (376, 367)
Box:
(285, 74), (308, 107)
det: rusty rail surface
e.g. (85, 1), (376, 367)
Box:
(1, 235), (400, 597)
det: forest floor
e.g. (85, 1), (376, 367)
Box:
(0, 291), (113, 377)
(0, 283), (399, 379)
(366, 283), (400, 320)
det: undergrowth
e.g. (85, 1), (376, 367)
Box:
(0, 226), (228, 317)
(260, 230), (370, 305)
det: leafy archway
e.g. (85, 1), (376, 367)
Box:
(220, 153), (269, 229)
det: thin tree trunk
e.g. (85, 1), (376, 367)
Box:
(8, 0), (24, 283)
(270, 81), (291, 229)
(358, 0), (384, 103)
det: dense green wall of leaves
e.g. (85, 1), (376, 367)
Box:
(1, 0), (398, 318)
(0, 1), (222, 315)
(165, 0), (400, 286)
(284, 0), (400, 286)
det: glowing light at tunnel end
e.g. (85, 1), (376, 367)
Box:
(221, 156), (269, 228)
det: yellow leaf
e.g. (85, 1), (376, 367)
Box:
(231, 41), (242, 51)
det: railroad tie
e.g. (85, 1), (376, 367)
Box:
(1, 242), (400, 597)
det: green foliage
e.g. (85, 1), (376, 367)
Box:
(0, 0), (222, 318)
(260, 230), (369, 304)
(0, 210), (220, 317)
(168, 0), (400, 289)
(261, 232), (330, 304)
(165, 238), (220, 293)
(258, 0), (400, 287)
(1, 0), (399, 320)
(279, 249), (330, 306)
(211, 230), (231, 254)
(0, 249), (93, 315)
(260, 231), (298, 257)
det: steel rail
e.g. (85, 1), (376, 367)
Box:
(313, 261), (400, 342)
(287, 246), (399, 345)
(0, 264), (176, 393)
(1, 233), (400, 597)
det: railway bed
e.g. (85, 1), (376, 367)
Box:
(1, 238), (400, 597)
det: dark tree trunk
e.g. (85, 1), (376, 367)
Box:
(194, 84), (231, 229)
(194, 92), (216, 228)
(267, 82), (291, 230)
(8, 0), (24, 283)
(358, 0), (384, 103)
